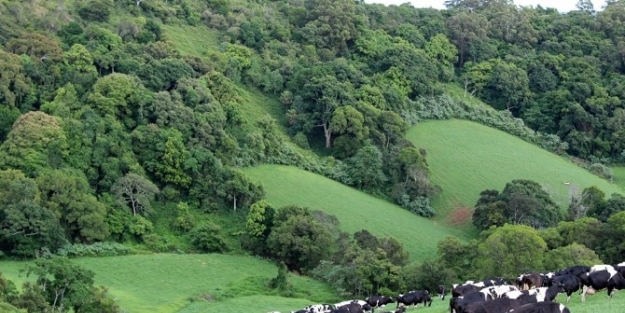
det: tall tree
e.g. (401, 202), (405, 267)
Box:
(0, 111), (68, 176)
(446, 12), (489, 66)
(110, 173), (159, 216)
(476, 224), (547, 278)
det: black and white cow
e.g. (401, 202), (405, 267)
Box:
(449, 290), (494, 313)
(330, 303), (364, 313)
(464, 297), (531, 313)
(502, 285), (558, 303)
(396, 290), (432, 309)
(452, 284), (482, 298)
(522, 285), (560, 302)
(549, 274), (581, 303)
(540, 272), (556, 287)
(580, 269), (625, 302)
(504, 302), (570, 313)
(555, 265), (590, 278)
(365, 296), (394, 311)
(334, 300), (371, 312)
(301, 304), (335, 313)
(480, 285), (518, 299)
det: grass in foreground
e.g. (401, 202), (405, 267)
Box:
(244, 165), (472, 262)
(407, 119), (625, 222)
(3, 254), (625, 313)
(0, 254), (336, 313)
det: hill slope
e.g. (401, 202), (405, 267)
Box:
(0, 254), (336, 313)
(244, 165), (472, 262)
(407, 119), (625, 220)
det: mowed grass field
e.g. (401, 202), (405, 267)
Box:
(407, 120), (625, 222)
(0, 254), (337, 313)
(244, 165), (472, 262)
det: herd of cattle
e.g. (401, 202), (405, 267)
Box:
(267, 261), (625, 313)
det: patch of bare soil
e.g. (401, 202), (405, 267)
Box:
(447, 207), (473, 226)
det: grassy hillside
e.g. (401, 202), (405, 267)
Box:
(0, 254), (337, 313)
(4, 255), (623, 313)
(244, 165), (472, 262)
(407, 119), (625, 221)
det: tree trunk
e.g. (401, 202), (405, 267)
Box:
(233, 196), (237, 212)
(323, 123), (331, 148)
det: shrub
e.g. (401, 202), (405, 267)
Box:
(77, 0), (112, 22)
(292, 132), (310, 150)
(56, 242), (134, 257)
(267, 262), (290, 291)
(589, 163), (614, 182)
(190, 223), (229, 253)
(127, 215), (154, 240)
(142, 234), (179, 252)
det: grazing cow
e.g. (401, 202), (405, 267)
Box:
(505, 302), (570, 313)
(514, 274), (528, 290)
(522, 285), (560, 302)
(590, 264), (615, 273)
(365, 296), (394, 311)
(549, 274), (581, 303)
(438, 284), (446, 300)
(556, 265), (590, 278)
(503, 286), (558, 303)
(470, 278), (505, 289)
(481, 285), (518, 299)
(502, 290), (529, 300)
(520, 273), (543, 290)
(331, 303), (364, 313)
(334, 300), (372, 312)
(540, 273), (555, 287)
(450, 290), (494, 313)
(464, 297), (533, 313)
(301, 304), (335, 313)
(580, 269), (625, 302)
(396, 290), (432, 309)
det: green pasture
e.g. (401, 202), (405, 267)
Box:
(0, 254), (336, 313)
(244, 165), (472, 262)
(407, 120), (625, 221)
(161, 24), (222, 57)
(611, 166), (625, 191)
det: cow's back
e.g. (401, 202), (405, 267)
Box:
(465, 298), (522, 313)
(506, 302), (569, 313)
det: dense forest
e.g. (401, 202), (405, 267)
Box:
(4, 0), (625, 310)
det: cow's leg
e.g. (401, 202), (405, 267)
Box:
(582, 285), (588, 302)
(567, 291), (572, 303)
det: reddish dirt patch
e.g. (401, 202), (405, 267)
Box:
(447, 207), (473, 226)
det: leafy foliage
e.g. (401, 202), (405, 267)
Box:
(472, 179), (563, 230)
